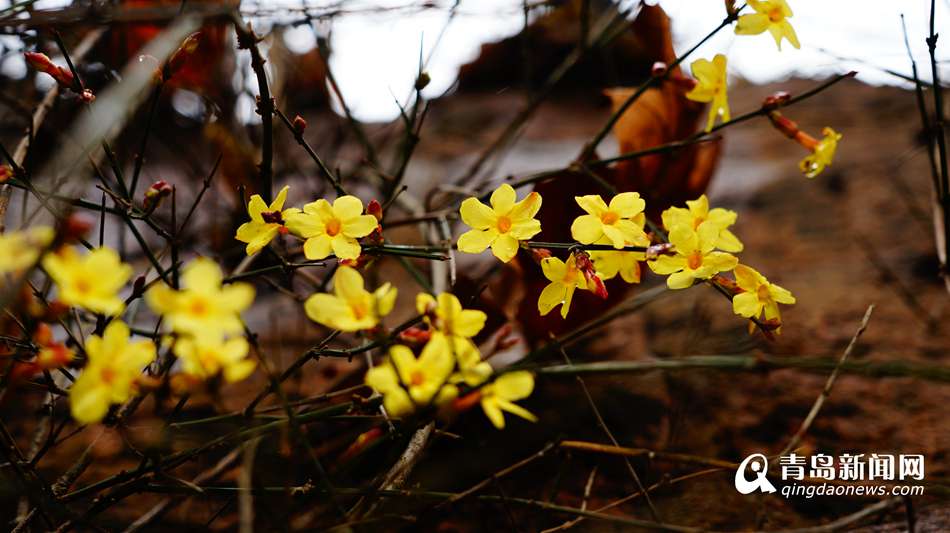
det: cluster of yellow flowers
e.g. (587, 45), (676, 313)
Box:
(684, 0), (841, 178)
(235, 185), (379, 260)
(305, 267), (536, 429)
(456, 186), (796, 332)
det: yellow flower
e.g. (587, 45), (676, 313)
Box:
(648, 224), (738, 289)
(173, 336), (255, 382)
(570, 193), (648, 249)
(589, 241), (644, 284)
(0, 226), (53, 277)
(661, 194), (743, 253)
(69, 321), (156, 425)
(43, 246), (132, 316)
(146, 258), (254, 339)
(480, 371), (537, 429)
(685, 54), (730, 132)
(732, 264), (796, 325)
(735, 0), (800, 50)
(284, 195), (379, 260)
(235, 185), (299, 255)
(415, 292), (486, 339)
(799, 127), (842, 178)
(304, 266), (396, 332)
(365, 336), (457, 417)
(538, 253), (588, 318)
(457, 184), (542, 263)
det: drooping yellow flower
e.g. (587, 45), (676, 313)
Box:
(538, 253), (588, 318)
(589, 238), (644, 284)
(415, 292), (486, 339)
(365, 336), (457, 417)
(570, 193), (648, 249)
(43, 246), (132, 316)
(69, 321), (156, 425)
(480, 371), (537, 429)
(304, 266), (396, 332)
(732, 264), (796, 325)
(444, 333), (493, 386)
(146, 257), (254, 340)
(284, 195), (379, 260)
(661, 195), (743, 253)
(685, 54), (730, 132)
(648, 224), (738, 289)
(173, 336), (255, 382)
(735, 0), (800, 50)
(799, 127), (842, 178)
(0, 226), (53, 277)
(457, 184), (542, 263)
(235, 185), (299, 255)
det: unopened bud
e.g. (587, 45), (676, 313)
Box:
(724, 0), (738, 18)
(144, 179), (173, 210)
(24, 51), (75, 89)
(165, 32), (201, 80)
(762, 91), (791, 110)
(415, 71), (431, 91)
(398, 326), (431, 345)
(131, 274), (147, 298)
(59, 214), (93, 244)
(366, 199), (383, 222)
(33, 323), (53, 346)
(528, 247), (552, 263)
(0, 164), (12, 182)
(38, 343), (73, 369)
(292, 114), (307, 135)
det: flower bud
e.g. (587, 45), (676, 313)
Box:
(575, 252), (608, 299)
(414, 71), (431, 91)
(762, 91), (791, 110)
(0, 164), (13, 182)
(37, 342), (73, 369)
(165, 32), (201, 80)
(58, 214), (93, 244)
(131, 274), (148, 298)
(528, 247), (552, 263)
(292, 114), (307, 135)
(398, 326), (431, 345)
(366, 199), (383, 222)
(24, 51), (75, 88)
(144, 179), (173, 210)
(33, 323), (53, 346)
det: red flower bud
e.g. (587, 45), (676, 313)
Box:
(398, 326), (431, 345)
(33, 323), (53, 346)
(58, 214), (93, 244)
(0, 164), (12, 182)
(762, 91), (791, 109)
(143, 180), (173, 210)
(366, 199), (383, 222)
(24, 51), (75, 89)
(453, 390), (482, 413)
(338, 427), (384, 462)
(131, 274), (148, 298)
(292, 114), (307, 135)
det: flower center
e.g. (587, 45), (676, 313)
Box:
(351, 301), (368, 320)
(768, 7), (783, 22)
(189, 298), (209, 317)
(325, 218), (342, 237)
(261, 210), (283, 224)
(686, 251), (703, 270)
(100, 367), (116, 384)
(75, 278), (92, 295)
(496, 215), (512, 234)
(410, 370), (425, 387)
(600, 211), (620, 225)
(756, 284), (772, 301)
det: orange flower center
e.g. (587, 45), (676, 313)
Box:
(692, 216), (706, 230)
(410, 370), (425, 387)
(189, 298), (209, 317)
(75, 278), (92, 295)
(756, 284), (772, 301)
(768, 7), (783, 22)
(686, 252), (703, 270)
(496, 216), (512, 233)
(100, 367), (116, 384)
(325, 218), (342, 237)
(600, 211), (619, 225)
(351, 301), (368, 320)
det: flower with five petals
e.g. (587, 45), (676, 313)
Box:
(43, 246), (132, 316)
(235, 185), (299, 255)
(661, 195), (743, 252)
(732, 264), (796, 327)
(457, 184), (542, 263)
(735, 0), (800, 50)
(173, 336), (256, 382)
(479, 371), (537, 429)
(304, 266), (396, 332)
(285, 196), (379, 260)
(538, 253), (588, 318)
(365, 336), (457, 417)
(570, 193), (648, 249)
(685, 54), (730, 132)
(647, 224), (738, 289)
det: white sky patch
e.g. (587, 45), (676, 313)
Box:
(280, 0), (949, 122)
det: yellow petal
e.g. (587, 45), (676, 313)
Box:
(304, 293), (350, 329)
(330, 234), (362, 260)
(496, 399), (537, 423)
(489, 184), (516, 213)
(454, 309), (487, 338)
(509, 219), (541, 240)
(374, 283), (398, 317)
(460, 197), (495, 229)
(389, 345), (418, 386)
(509, 191), (542, 221)
(574, 195), (608, 216)
(183, 257), (223, 291)
(735, 13), (770, 35)
(219, 283), (255, 312)
(607, 192), (645, 218)
(490, 234), (520, 263)
(366, 363), (400, 393)
(668, 225), (699, 253)
(667, 271), (696, 290)
(270, 185), (290, 212)
(540, 256), (566, 282)
(570, 214), (604, 244)
(70, 378), (111, 425)
(332, 195), (365, 220)
(247, 195), (267, 221)
(457, 228), (496, 254)
(303, 235), (334, 260)
(733, 291), (762, 318)
(285, 211), (325, 238)
(733, 264), (761, 292)
(342, 214), (378, 238)
(481, 397), (506, 429)
(537, 282), (565, 316)
(333, 266), (365, 302)
(494, 371), (534, 400)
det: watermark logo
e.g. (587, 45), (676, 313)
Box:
(734, 453), (777, 494)
(734, 452), (926, 498)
